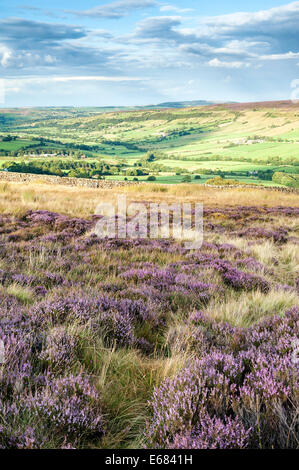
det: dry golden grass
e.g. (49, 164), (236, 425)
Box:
(206, 289), (299, 327)
(0, 181), (297, 218)
(78, 329), (188, 449)
(251, 241), (299, 281)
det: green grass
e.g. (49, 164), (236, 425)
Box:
(104, 174), (284, 186)
(0, 139), (40, 151)
(0, 103), (298, 186)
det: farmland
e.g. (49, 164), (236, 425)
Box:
(0, 100), (299, 187)
(0, 102), (298, 450)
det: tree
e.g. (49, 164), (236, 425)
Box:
(182, 175), (192, 183)
(257, 169), (274, 181)
(272, 172), (299, 188)
(144, 152), (156, 162)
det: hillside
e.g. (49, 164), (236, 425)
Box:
(0, 180), (298, 449)
(0, 100), (298, 187)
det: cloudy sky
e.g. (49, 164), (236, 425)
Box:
(0, 0), (299, 106)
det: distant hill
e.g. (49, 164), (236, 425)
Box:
(0, 100), (233, 116)
(0, 99), (298, 188)
(150, 100), (231, 109)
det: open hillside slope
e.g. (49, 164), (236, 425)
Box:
(0, 181), (298, 449)
(0, 101), (298, 187)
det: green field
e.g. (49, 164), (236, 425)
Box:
(0, 101), (298, 187)
(103, 174), (284, 186)
(0, 139), (41, 151)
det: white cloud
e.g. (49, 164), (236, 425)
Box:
(4, 76), (145, 90)
(44, 55), (57, 64)
(67, 0), (157, 19)
(203, 1), (299, 28)
(291, 78), (299, 87)
(208, 58), (249, 69)
(51, 76), (143, 82)
(0, 45), (12, 67)
(160, 5), (194, 13)
(0, 79), (5, 103)
(259, 51), (299, 60)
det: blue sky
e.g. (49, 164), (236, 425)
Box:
(0, 1), (299, 106)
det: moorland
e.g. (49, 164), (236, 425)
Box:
(0, 181), (298, 449)
(0, 100), (298, 449)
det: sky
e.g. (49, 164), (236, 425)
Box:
(0, 0), (299, 106)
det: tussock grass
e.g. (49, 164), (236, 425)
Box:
(252, 241), (299, 283)
(206, 289), (299, 327)
(22, 190), (38, 203)
(6, 283), (35, 305)
(0, 182), (11, 193)
(77, 329), (186, 449)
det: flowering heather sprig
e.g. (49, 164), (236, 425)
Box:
(275, 284), (293, 292)
(0, 269), (8, 285)
(235, 257), (264, 272)
(222, 268), (270, 292)
(23, 374), (103, 443)
(54, 215), (92, 235)
(120, 267), (216, 303)
(38, 327), (79, 371)
(146, 308), (299, 449)
(0, 333), (34, 399)
(169, 414), (251, 449)
(30, 292), (159, 346)
(34, 285), (48, 296)
(41, 272), (65, 288)
(237, 227), (289, 244)
(11, 273), (36, 286)
(145, 353), (250, 449)
(121, 267), (176, 286)
(25, 210), (60, 225)
(0, 410), (41, 449)
(0, 292), (23, 315)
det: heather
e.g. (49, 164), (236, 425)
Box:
(146, 309), (298, 449)
(0, 204), (298, 449)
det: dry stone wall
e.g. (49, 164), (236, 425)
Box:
(0, 171), (297, 194)
(0, 171), (139, 189)
(203, 184), (299, 194)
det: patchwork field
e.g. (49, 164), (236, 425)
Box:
(0, 100), (298, 187)
(0, 181), (298, 449)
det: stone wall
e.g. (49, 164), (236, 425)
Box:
(0, 171), (139, 189)
(0, 171), (297, 194)
(203, 184), (299, 194)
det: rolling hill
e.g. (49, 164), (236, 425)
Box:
(0, 100), (298, 187)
